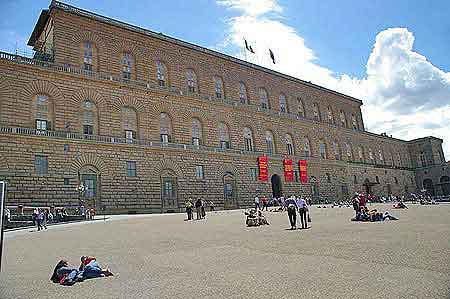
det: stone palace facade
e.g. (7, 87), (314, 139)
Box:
(0, 1), (448, 213)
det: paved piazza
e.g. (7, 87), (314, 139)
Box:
(1, 204), (449, 298)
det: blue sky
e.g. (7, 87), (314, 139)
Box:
(1, 0), (449, 158)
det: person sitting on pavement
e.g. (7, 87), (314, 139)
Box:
(50, 257), (113, 286)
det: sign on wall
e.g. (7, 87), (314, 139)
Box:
(0, 181), (6, 272)
(299, 160), (308, 183)
(258, 156), (268, 181)
(283, 159), (294, 182)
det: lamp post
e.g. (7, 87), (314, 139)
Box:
(76, 182), (86, 216)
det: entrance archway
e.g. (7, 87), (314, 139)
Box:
(423, 179), (435, 196)
(79, 165), (100, 210)
(271, 174), (282, 198)
(223, 172), (237, 209)
(440, 176), (450, 196)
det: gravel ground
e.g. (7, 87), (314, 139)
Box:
(0, 204), (449, 299)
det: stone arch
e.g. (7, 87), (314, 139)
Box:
(111, 95), (147, 113)
(70, 153), (108, 175)
(218, 164), (240, 178)
(153, 159), (184, 178)
(0, 153), (9, 170)
(0, 76), (10, 124)
(70, 88), (107, 109)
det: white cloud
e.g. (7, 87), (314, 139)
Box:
(217, 0), (450, 160)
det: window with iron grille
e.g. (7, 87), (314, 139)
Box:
(127, 161), (137, 177)
(35, 155), (48, 176)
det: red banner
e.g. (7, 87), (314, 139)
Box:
(299, 160), (308, 183)
(258, 156), (268, 181)
(283, 159), (294, 182)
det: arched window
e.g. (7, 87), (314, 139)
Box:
(327, 106), (334, 124)
(286, 134), (294, 155)
(419, 152), (426, 167)
(369, 148), (375, 163)
(82, 100), (97, 135)
(214, 76), (224, 99)
(35, 94), (52, 131)
(122, 52), (133, 80)
(279, 94), (287, 113)
(191, 118), (202, 146)
(122, 107), (137, 140)
(83, 41), (94, 71)
(218, 122), (230, 149)
(333, 141), (341, 160)
(378, 149), (384, 163)
(239, 82), (248, 104)
(156, 61), (167, 87)
(340, 110), (347, 127)
(319, 140), (327, 159)
(313, 103), (321, 121)
(303, 137), (311, 157)
(259, 88), (269, 109)
(358, 146), (364, 162)
(345, 143), (353, 161)
(243, 127), (254, 151)
(351, 114), (358, 130)
(186, 69), (197, 93)
(160, 112), (172, 143)
(265, 131), (275, 154)
(297, 98), (305, 117)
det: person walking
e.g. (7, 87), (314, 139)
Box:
(254, 195), (260, 210)
(285, 196), (298, 230)
(209, 200), (215, 212)
(37, 209), (45, 231)
(297, 197), (308, 229)
(201, 199), (206, 219)
(195, 198), (202, 220)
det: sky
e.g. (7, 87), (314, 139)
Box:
(1, 0), (449, 159)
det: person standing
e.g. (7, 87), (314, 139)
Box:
(254, 195), (260, 210)
(297, 197), (308, 229)
(185, 199), (193, 220)
(201, 199), (206, 219)
(37, 209), (45, 231)
(209, 200), (215, 212)
(195, 198), (202, 220)
(352, 195), (360, 217)
(285, 196), (298, 230)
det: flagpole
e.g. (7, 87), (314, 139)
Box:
(243, 37), (247, 62)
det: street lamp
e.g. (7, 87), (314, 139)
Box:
(76, 182), (86, 216)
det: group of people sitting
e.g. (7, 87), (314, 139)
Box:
(245, 208), (270, 227)
(351, 206), (399, 222)
(50, 256), (113, 286)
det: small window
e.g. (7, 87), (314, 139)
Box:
(259, 88), (269, 109)
(279, 94), (287, 113)
(83, 124), (93, 135)
(125, 130), (135, 140)
(127, 161), (137, 177)
(303, 138), (311, 157)
(195, 165), (204, 179)
(186, 69), (197, 93)
(286, 134), (294, 155)
(340, 110), (346, 127)
(64, 178), (70, 185)
(122, 53), (132, 80)
(351, 114), (358, 130)
(157, 61), (167, 86)
(327, 106), (334, 124)
(244, 127), (254, 151)
(333, 141), (340, 160)
(394, 177), (398, 184)
(294, 170), (299, 182)
(353, 175), (357, 184)
(376, 176), (380, 183)
(214, 76), (223, 99)
(35, 155), (48, 176)
(83, 41), (93, 71)
(297, 98), (305, 117)
(239, 82), (248, 104)
(313, 103), (321, 121)
(319, 142), (327, 159)
(36, 119), (48, 131)
(326, 173), (331, 183)
(161, 134), (170, 143)
(250, 168), (258, 181)
(63, 144), (69, 153)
